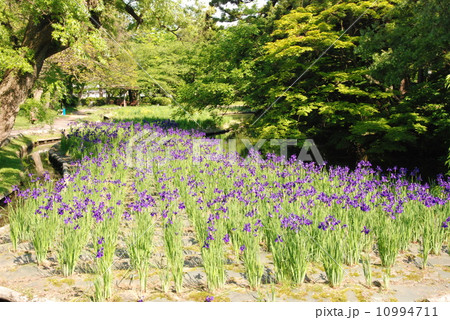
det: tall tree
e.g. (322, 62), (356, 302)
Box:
(154, 0), (449, 174)
(246, 1), (398, 158)
(0, 0), (169, 144)
(132, 2), (215, 101)
(358, 0), (450, 173)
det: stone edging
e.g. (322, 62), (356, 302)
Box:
(0, 286), (28, 302)
(0, 286), (53, 302)
(48, 142), (75, 178)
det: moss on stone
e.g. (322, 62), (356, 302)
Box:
(404, 272), (423, 281)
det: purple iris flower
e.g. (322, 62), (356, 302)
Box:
(254, 219), (263, 227)
(205, 296), (214, 302)
(361, 226), (370, 234)
(223, 234), (230, 243)
(96, 247), (104, 258)
(318, 222), (328, 231)
(318, 215), (340, 231)
(275, 235), (283, 243)
(123, 211), (132, 221)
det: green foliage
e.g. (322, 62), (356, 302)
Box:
(2, 0), (448, 175)
(209, 0), (262, 22)
(178, 81), (235, 109)
(132, 29), (201, 102)
(0, 1), (33, 76)
(360, 0), (450, 85)
(18, 99), (42, 121)
(127, 210), (155, 292)
(0, 0), (182, 133)
(150, 96), (172, 106)
(81, 97), (107, 107)
(181, 0), (449, 175)
(446, 147), (450, 175)
(175, 20), (269, 111)
(0, 0), (101, 77)
(245, 1), (405, 156)
(18, 99), (57, 124)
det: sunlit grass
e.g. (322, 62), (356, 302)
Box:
(0, 134), (61, 197)
(81, 104), (252, 131)
(0, 136), (32, 195)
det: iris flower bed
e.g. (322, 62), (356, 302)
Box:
(5, 122), (450, 300)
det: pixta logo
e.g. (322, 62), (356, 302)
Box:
(193, 138), (324, 165)
(125, 130), (172, 170)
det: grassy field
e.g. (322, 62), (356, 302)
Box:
(81, 104), (252, 131)
(0, 136), (32, 196)
(12, 115), (33, 130)
(13, 112), (61, 131)
(12, 103), (253, 132)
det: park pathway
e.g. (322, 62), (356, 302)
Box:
(10, 110), (92, 137)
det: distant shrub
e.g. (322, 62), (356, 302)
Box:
(140, 96), (152, 104)
(151, 96), (172, 106)
(62, 95), (79, 108)
(18, 98), (40, 119)
(19, 99), (56, 124)
(81, 97), (107, 106)
(178, 82), (235, 109)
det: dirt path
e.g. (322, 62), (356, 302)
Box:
(1, 218), (449, 302)
(10, 110), (93, 137)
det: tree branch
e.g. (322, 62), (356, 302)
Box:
(123, 1), (143, 26)
(155, 16), (180, 39)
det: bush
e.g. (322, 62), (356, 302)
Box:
(19, 99), (45, 122)
(81, 97), (107, 106)
(18, 99), (58, 125)
(140, 96), (152, 104)
(151, 96), (172, 106)
(178, 81), (235, 109)
(62, 95), (79, 108)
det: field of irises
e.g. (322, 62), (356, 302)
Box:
(4, 121), (450, 301)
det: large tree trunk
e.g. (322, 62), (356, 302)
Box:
(0, 17), (66, 144)
(33, 89), (44, 101)
(399, 76), (410, 96)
